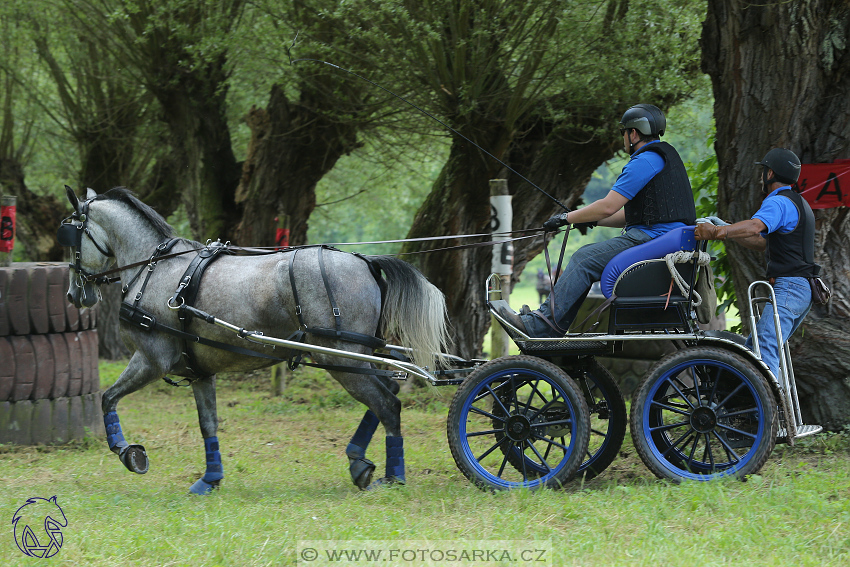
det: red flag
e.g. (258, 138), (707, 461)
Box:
(799, 159), (850, 209)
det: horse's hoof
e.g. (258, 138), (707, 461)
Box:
(349, 458), (376, 490)
(120, 445), (149, 474)
(189, 478), (220, 495)
(366, 476), (406, 490)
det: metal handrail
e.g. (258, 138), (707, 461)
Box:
(747, 280), (803, 429)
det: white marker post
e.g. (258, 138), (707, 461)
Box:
(490, 179), (513, 358)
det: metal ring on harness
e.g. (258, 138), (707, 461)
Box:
(167, 296), (185, 310)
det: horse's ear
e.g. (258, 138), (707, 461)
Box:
(86, 187), (97, 200)
(64, 185), (80, 212)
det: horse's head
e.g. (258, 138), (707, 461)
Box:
(58, 186), (115, 308)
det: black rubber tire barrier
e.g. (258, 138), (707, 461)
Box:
(0, 263), (96, 337)
(0, 329), (99, 402)
(0, 392), (105, 445)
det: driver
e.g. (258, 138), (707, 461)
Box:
(694, 148), (814, 381)
(496, 104), (696, 337)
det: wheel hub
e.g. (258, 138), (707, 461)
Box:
(690, 406), (717, 433)
(542, 401), (571, 437)
(504, 415), (532, 442)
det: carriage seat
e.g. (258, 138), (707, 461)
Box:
(600, 226), (697, 299)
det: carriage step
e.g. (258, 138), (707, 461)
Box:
(777, 423), (823, 441)
(516, 340), (609, 353)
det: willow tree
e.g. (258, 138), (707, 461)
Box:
(231, 0), (389, 246)
(354, 0), (705, 357)
(64, 0), (245, 239)
(702, 0), (850, 428)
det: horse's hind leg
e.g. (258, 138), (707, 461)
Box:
(102, 352), (169, 474)
(334, 367), (406, 489)
(188, 375), (223, 495)
(347, 408), (380, 489)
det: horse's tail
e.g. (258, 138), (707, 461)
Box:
(369, 256), (451, 370)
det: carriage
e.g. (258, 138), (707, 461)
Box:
(58, 187), (822, 493)
(445, 224), (823, 490)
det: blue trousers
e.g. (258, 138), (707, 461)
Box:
(521, 228), (652, 337)
(745, 277), (812, 381)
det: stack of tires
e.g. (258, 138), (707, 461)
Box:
(0, 262), (104, 445)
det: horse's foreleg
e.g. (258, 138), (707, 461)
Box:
(189, 375), (223, 495)
(102, 352), (166, 474)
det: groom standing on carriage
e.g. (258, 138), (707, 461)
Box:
(694, 148), (816, 382)
(496, 104), (697, 337)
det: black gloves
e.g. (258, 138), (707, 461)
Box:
(542, 212), (570, 232)
(574, 221), (597, 231)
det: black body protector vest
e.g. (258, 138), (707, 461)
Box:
(624, 142), (696, 227)
(765, 189), (817, 279)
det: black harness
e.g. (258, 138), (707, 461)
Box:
(57, 201), (399, 382)
(57, 198), (115, 285)
(117, 240), (392, 382)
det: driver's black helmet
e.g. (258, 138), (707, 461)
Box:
(755, 148), (801, 184)
(619, 104), (666, 137)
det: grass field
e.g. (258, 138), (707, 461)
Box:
(2, 362), (848, 567)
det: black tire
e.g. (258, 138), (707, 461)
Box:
(446, 356), (590, 491)
(574, 360), (627, 479)
(497, 359), (626, 481)
(630, 346), (777, 482)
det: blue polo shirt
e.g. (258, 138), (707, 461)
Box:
(752, 186), (800, 235)
(612, 140), (687, 238)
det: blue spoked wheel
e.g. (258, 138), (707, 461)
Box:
(498, 360), (626, 481)
(630, 347), (778, 482)
(446, 356), (590, 491)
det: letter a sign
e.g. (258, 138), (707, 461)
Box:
(799, 159), (850, 209)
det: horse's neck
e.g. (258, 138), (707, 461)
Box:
(99, 205), (181, 272)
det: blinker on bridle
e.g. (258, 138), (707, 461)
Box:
(57, 198), (114, 284)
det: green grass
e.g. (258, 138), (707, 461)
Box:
(1, 364), (849, 566)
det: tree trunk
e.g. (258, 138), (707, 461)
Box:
(0, 158), (64, 262)
(234, 84), (362, 247)
(702, 0), (850, 429)
(155, 58), (242, 242)
(403, 134), (507, 359)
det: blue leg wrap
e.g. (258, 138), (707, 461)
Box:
(346, 410), (380, 459)
(104, 411), (129, 454)
(385, 436), (405, 483)
(189, 436), (223, 495)
(202, 436), (224, 482)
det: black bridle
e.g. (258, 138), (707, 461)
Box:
(56, 198), (115, 285)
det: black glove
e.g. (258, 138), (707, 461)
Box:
(542, 212), (570, 232)
(574, 221), (597, 231)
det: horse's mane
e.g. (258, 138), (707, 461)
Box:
(97, 187), (175, 239)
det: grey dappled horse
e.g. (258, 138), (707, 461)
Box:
(60, 187), (449, 493)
